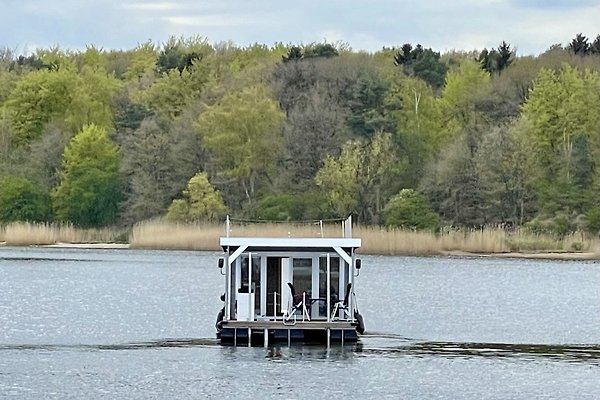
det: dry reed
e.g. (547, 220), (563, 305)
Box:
(128, 220), (600, 257)
(1, 222), (127, 246)
(3, 220), (599, 257)
(129, 221), (222, 251)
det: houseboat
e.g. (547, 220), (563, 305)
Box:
(215, 217), (365, 346)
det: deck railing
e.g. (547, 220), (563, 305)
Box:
(224, 215), (354, 239)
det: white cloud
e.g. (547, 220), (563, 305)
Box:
(1, 0), (600, 55)
(510, 0), (598, 9)
(122, 2), (186, 11)
(162, 14), (260, 28)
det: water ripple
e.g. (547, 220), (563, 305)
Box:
(1, 336), (598, 365)
(0, 338), (219, 352)
(362, 339), (600, 365)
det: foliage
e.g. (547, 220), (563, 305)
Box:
(568, 33), (591, 56)
(303, 42), (340, 59)
(4, 37), (600, 236)
(52, 124), (122, 227)
(394, 43), (448, 89)
(584, 207), (600, 234)
(253, 192), (328, 221)
(420, 133), (487, 227)
(478, 41), (515, 74)
(5, 69), (77, 144)
(5, 55), (121, 145)
(439, 60), (490, 139)
(383, 189), (440, 230)
(133, 60), (211, 119)
(521, 64), (600, 220)
(157, 35), (213, 74)
(197, 84), (284, 206)
(119, 117), (202, 225)
(0, 176), (51, 222)
(166, 172), (227, 222)
(123, 41), (158, 81)
(385, 75), (442, 185)
(315, 132), (404, 223)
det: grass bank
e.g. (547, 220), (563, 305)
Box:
(2, 221), (599, 258)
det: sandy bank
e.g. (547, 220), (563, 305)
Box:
(2, 242), (598, 259)
(442, 250), (599, 260)
(40, 242), (129, 249)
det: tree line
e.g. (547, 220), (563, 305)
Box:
(1, 33), (600, 236)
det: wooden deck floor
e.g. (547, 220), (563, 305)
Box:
(222, 320), (355, 330)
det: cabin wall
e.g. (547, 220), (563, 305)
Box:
(225, 250), (355, 322)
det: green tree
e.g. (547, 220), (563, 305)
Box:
(521, 65), (600, 222)
(134, 61), (210, 119)
(315, 132), (404, 223)
(474, 124), (537, 226)
(66, 60), (121, 133)
(123, 41), (158, 81)
(119, 117), (202, 225)
(166, 172), (227, 221)
(157, 35), (213, 74)
(420, 132), (487, 227)
(279, 87), (349, 191)
(6, 69), (76, 145)
(439, 60), (491, 139)
(282, 45), (303, 62)
(52, 124), (122, 227)
(569, 33), (590, 56)
(478, 41), (515, 74)
(315, 140), (362, 217)
(303, 42), (340, 59)
(385, 75), (443, 185)
(197, 84), (285, 207)
(254, 192), (327, 221)
(394, 44), (448, 89)
(0, 176), (51, 222)
(383, 189), (440, 230)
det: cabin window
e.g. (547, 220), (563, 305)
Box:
(318, 256), (340, 318)
(241, 255), (261, 316)
(266, 257), (282, 317)
(292, 258), (312, 300)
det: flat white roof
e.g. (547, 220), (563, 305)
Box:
(220, 237), (361, 248)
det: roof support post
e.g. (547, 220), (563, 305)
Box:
(333, 246), (352, 266)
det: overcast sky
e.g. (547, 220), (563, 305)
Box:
(1, 0), (599, 56)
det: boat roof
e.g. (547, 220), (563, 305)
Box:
(220, 237), (361, 252)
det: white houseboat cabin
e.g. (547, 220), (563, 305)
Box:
(216, 217), (365, 346)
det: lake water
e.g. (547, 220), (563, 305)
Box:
(1, 246), (599, 399)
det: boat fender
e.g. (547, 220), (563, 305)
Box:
(355, 311), (365, 334)
(215, 307), (224, 332)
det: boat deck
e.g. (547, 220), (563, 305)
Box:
(223, 320), (355, 329)
(220, 320), (359, 346)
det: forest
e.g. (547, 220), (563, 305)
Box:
(2, 33), (600, 237)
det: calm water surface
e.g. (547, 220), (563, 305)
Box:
(1, 246), (599, 399)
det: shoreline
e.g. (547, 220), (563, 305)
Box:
(2, 242), (598, 260)
(441, 250), (599, 261)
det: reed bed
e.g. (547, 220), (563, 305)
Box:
(0, 222), (127, 246)
(129, 220), (600, 257)
(3, 220), (599, 258)
(129, 221), (222, 251)
(129, 220), (344, 250)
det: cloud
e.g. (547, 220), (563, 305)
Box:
(510, 0), (598, 9)
(1, 0), (600, 56)
(161, 14), (254, 28)
(122, 2), (186, 11)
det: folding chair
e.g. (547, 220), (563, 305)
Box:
(285, 282), (311, 321)
(330, 283), (352, 321)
